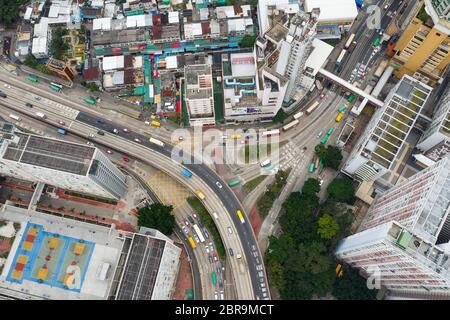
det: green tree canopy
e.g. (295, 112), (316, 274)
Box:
(0, 0), (26, 26)
(302, 178), (321, 196)
(240, 35), (257, 48)
(315, 144), (343, 170)
(272, 109), (287, 124)
(317, 213), (340, 240)
(327, 178), (356, 205)
(332, 265), (378, 300)
(137, 203), (175, 235)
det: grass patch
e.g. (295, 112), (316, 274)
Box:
(187, 197), (226, 260)
(64, 191), (118, 205)
(167, 113), (181, 126)
(244, 175), (266, 193)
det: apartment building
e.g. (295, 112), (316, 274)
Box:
(391, 0), (450, 86)
(342, 75), (433, 182)
(184, 64), (215, 127)
(336, 156), (450, 298)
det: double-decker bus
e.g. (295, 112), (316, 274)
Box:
(27, 75), (38, 83)
(50, 82), (63, 91)
(192, 224), (206, 243)
(228, 179), (241, 187)
(236, 210), (245, 224)
(344, 33), (356, 49)
(282, 119), (299, 131)
(347, 94), (355, 103)
(305, 101), (320, 115)
(188, 236), (197, 249)
(261, 129), (280, 137)
(337, 104), (348, 113)
(212, 272), (217, 286)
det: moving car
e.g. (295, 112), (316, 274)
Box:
(134, 138), (142, 143)
(122, 128), (129, 133)
(215, 181), (223, 189)
(122, 156), (130, 162)
(58, 120), (65, 125)
(25, 103), (33, 108)
(106, 150), (113, 154)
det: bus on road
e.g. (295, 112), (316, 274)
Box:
(50, 82), (62, 91)
(9, 114), (21, 121)
(345, 33), (356, 49)
(293, 111), (304, 120)
(282, 119), (299, 131)
(27, 75), (38, 83)
(347, 94), (355, 103)
(260, 159), (271, 167)
(212, 272), (217, 286)
(149, 137), (165, 147)
(335, 113), (344, 122)
(327, 127), (335, 135)
(228, 179), (241, 187)
(306, 101), (320, 115)
(337, 104), (348, 113)
(192, 224), (206, 243)
(336, 49), (347, 66)
(84, 98), (96, 105)
(188, 236), (197, 249)
(237, 210), (245, 224)
(320, 135), (330, 145)
(261, 129), (280, 137)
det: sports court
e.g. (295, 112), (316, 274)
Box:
(7, 222), (95, 292)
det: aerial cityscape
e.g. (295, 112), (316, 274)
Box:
(0, 0), (449, 303)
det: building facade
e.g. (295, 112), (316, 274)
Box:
(415, 81), (450, 165)
(0, 122), (127, 199)
(342, 75), (433, 182)
(391, 0), (450, 86)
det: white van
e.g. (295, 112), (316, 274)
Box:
(212, 212), (219, 220)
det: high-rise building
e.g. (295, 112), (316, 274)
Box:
(184, 64), (215, 127)
(342, 75), (433, 181)
(391, 0), (450, 86)
(335, 221), (450, 299)
(415, 81), (450, 166)
(257, 0), (301, 36)
(336, 156), (450, 299)
(0, 122), (127, 199)
(359, 155), (450, 244)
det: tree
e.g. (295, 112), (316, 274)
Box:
(24, 54), (38, 68)
(272, 109), (287, 124)
(327, 178), (356, 205)
(0, 0), (27, 26)
(137, 203), (176, 235)
(302, 178), (320, 196)
(317, 213), (340, 240)
(240, 35), (257, 48)
(36, 64), (52, 75)
(332, 265), (378, 300)
(315, 144), (343, 170)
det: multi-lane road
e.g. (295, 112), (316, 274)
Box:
(0, 76), (269, 300)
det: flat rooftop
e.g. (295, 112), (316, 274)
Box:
(2, 133), (95, 176)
